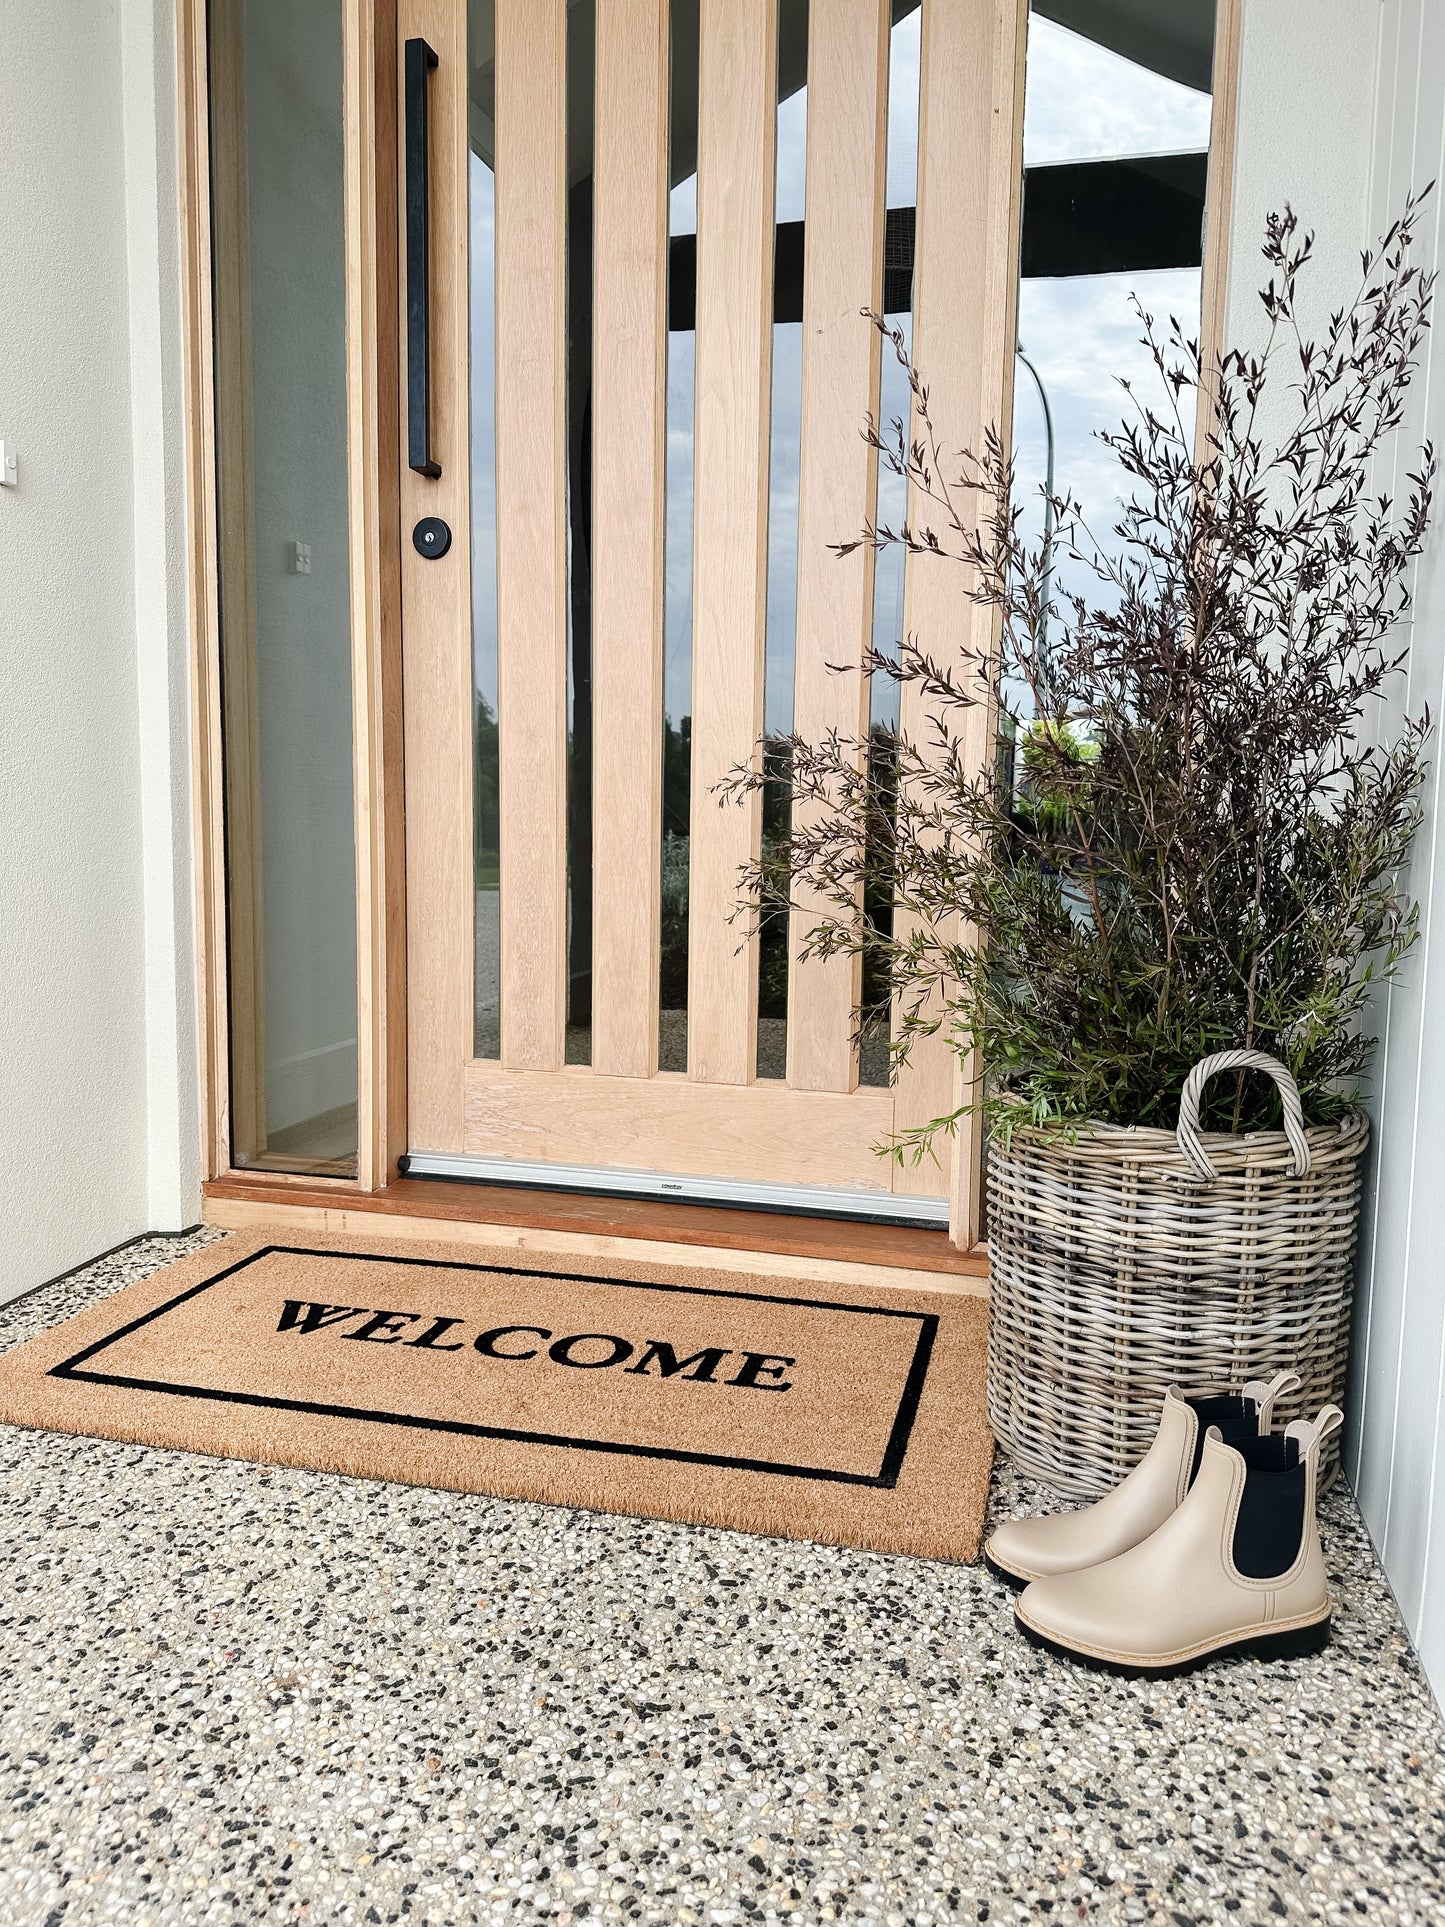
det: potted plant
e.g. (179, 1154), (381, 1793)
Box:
(727, 199), (1436, 1494)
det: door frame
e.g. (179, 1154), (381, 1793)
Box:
(175, 0), (1243, 1249)
(178, 0), (408, 1197)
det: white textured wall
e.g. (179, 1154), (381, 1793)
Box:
(0, 0), (198, 1302)
(1225, 0), (1379, 359)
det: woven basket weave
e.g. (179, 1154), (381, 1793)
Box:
(986, 1050), (1368, 1497)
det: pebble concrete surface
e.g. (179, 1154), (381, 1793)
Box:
(1, 1232), (1443, 1925)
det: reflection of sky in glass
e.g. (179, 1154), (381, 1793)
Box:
(764, 78), (808, 735)
(884, 7), (919, 207)
(1012, 15), (1213, 661)
(1023, 17), (1211, 165)
(1014, 267), (1201, 603)
(670, 175), (696, 239)
(663, 332), (695, 730)
(470, 151), (498, 715)
(870, 5), (923, 730)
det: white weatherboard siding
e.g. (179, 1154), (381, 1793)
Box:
(1225, 0), (1445, 1700)
(1348, 0), (1445, 1697)
(1230, 0), (1445, 1699)
(0, 0), (197, 1302)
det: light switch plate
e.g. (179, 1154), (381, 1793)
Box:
(0, 443), (16, 488)
(289, 540), (312, 575)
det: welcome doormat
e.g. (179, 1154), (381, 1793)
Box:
(0, 1232), (992, 1561)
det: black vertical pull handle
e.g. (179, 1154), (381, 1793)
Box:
(405, 37), (441, 478)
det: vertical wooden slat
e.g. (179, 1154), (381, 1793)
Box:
(786, 0), (889, 1094)
(591, 0), (669, 1079)
(495, 0), (570, 1071)
(894, 0), (1026, 1236)
(346, 0), (405, 1187)
(948, 0), (1027, 1248)
(399, 0), (471, 1149)
(688, 0), (778, 1086)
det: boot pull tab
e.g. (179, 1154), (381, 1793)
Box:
(1243, 1370), (1303, 1434)
(1285, 1404), (1345, 1456)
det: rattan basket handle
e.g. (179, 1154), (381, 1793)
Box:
(1175, 1050), (1311, 1183)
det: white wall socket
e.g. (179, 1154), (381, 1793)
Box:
(289, 539), (312, 575)
(0, 443), (16, 488)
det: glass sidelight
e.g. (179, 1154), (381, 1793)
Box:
(470, 0), (500, 1059)
(208, 0), (359, 1176)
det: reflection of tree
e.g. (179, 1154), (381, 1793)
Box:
(662, 713), (691, 837)
(657, 718), (790, 1021)
(757, 737), (791, 1021)
(658, 720), (894, 1036)
(660, 715), (691, 1007)
(861, 722), (897, 1029)
(474, 694), (499, 884)
(659, 829), (689, 1011)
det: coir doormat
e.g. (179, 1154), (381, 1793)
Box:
(0, 1232), (992, 1561)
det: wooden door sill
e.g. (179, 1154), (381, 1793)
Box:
(202, 1172), (988, 1280)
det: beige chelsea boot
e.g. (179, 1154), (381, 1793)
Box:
(985, 1372), (1300, 1588)
(1013, 1404), (1344, 1676)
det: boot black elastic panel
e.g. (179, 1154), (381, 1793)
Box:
(1185, 1393), (1264, 1488)
(1230, 1432), (1309, 1580)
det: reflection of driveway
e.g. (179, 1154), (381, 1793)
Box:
(475, 889), (499, 1057)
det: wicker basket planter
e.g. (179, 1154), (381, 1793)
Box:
(986, 1049), (1368, 1497)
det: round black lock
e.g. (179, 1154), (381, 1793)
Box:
(412, 515), (452, 559)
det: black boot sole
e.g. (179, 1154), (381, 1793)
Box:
(1015, 1610), (1332, 1679)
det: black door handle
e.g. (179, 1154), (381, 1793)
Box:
(405, 37), (441, 478)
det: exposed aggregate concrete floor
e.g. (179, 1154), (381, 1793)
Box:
(1, 1230), (1442, 1926)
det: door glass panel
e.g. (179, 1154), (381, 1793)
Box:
(566, 0), (597, 1066)
(660, 0), (699, 1072)
(209, 0), (358, 1175)
(470, 0), (501, 1058)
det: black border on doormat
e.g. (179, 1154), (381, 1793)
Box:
(46, 1245), (940, 1490)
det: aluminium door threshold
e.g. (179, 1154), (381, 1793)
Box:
(399, 1152), (950, 1230)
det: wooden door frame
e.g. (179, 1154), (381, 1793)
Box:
(178, 0), (407, 1195)
(176, 0), (1243, 1250)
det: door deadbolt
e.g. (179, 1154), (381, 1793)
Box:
(412, 515), (452, 558)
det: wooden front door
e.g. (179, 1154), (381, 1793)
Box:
(395, 0), (1023, 1233)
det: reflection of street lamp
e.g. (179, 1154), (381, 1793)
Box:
(1016, 343), (1055, 669)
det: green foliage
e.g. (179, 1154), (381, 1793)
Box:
(474, 694), (499, 876)
(724, 200), (1436, 1153)
(1015, 718), (1100, 840)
